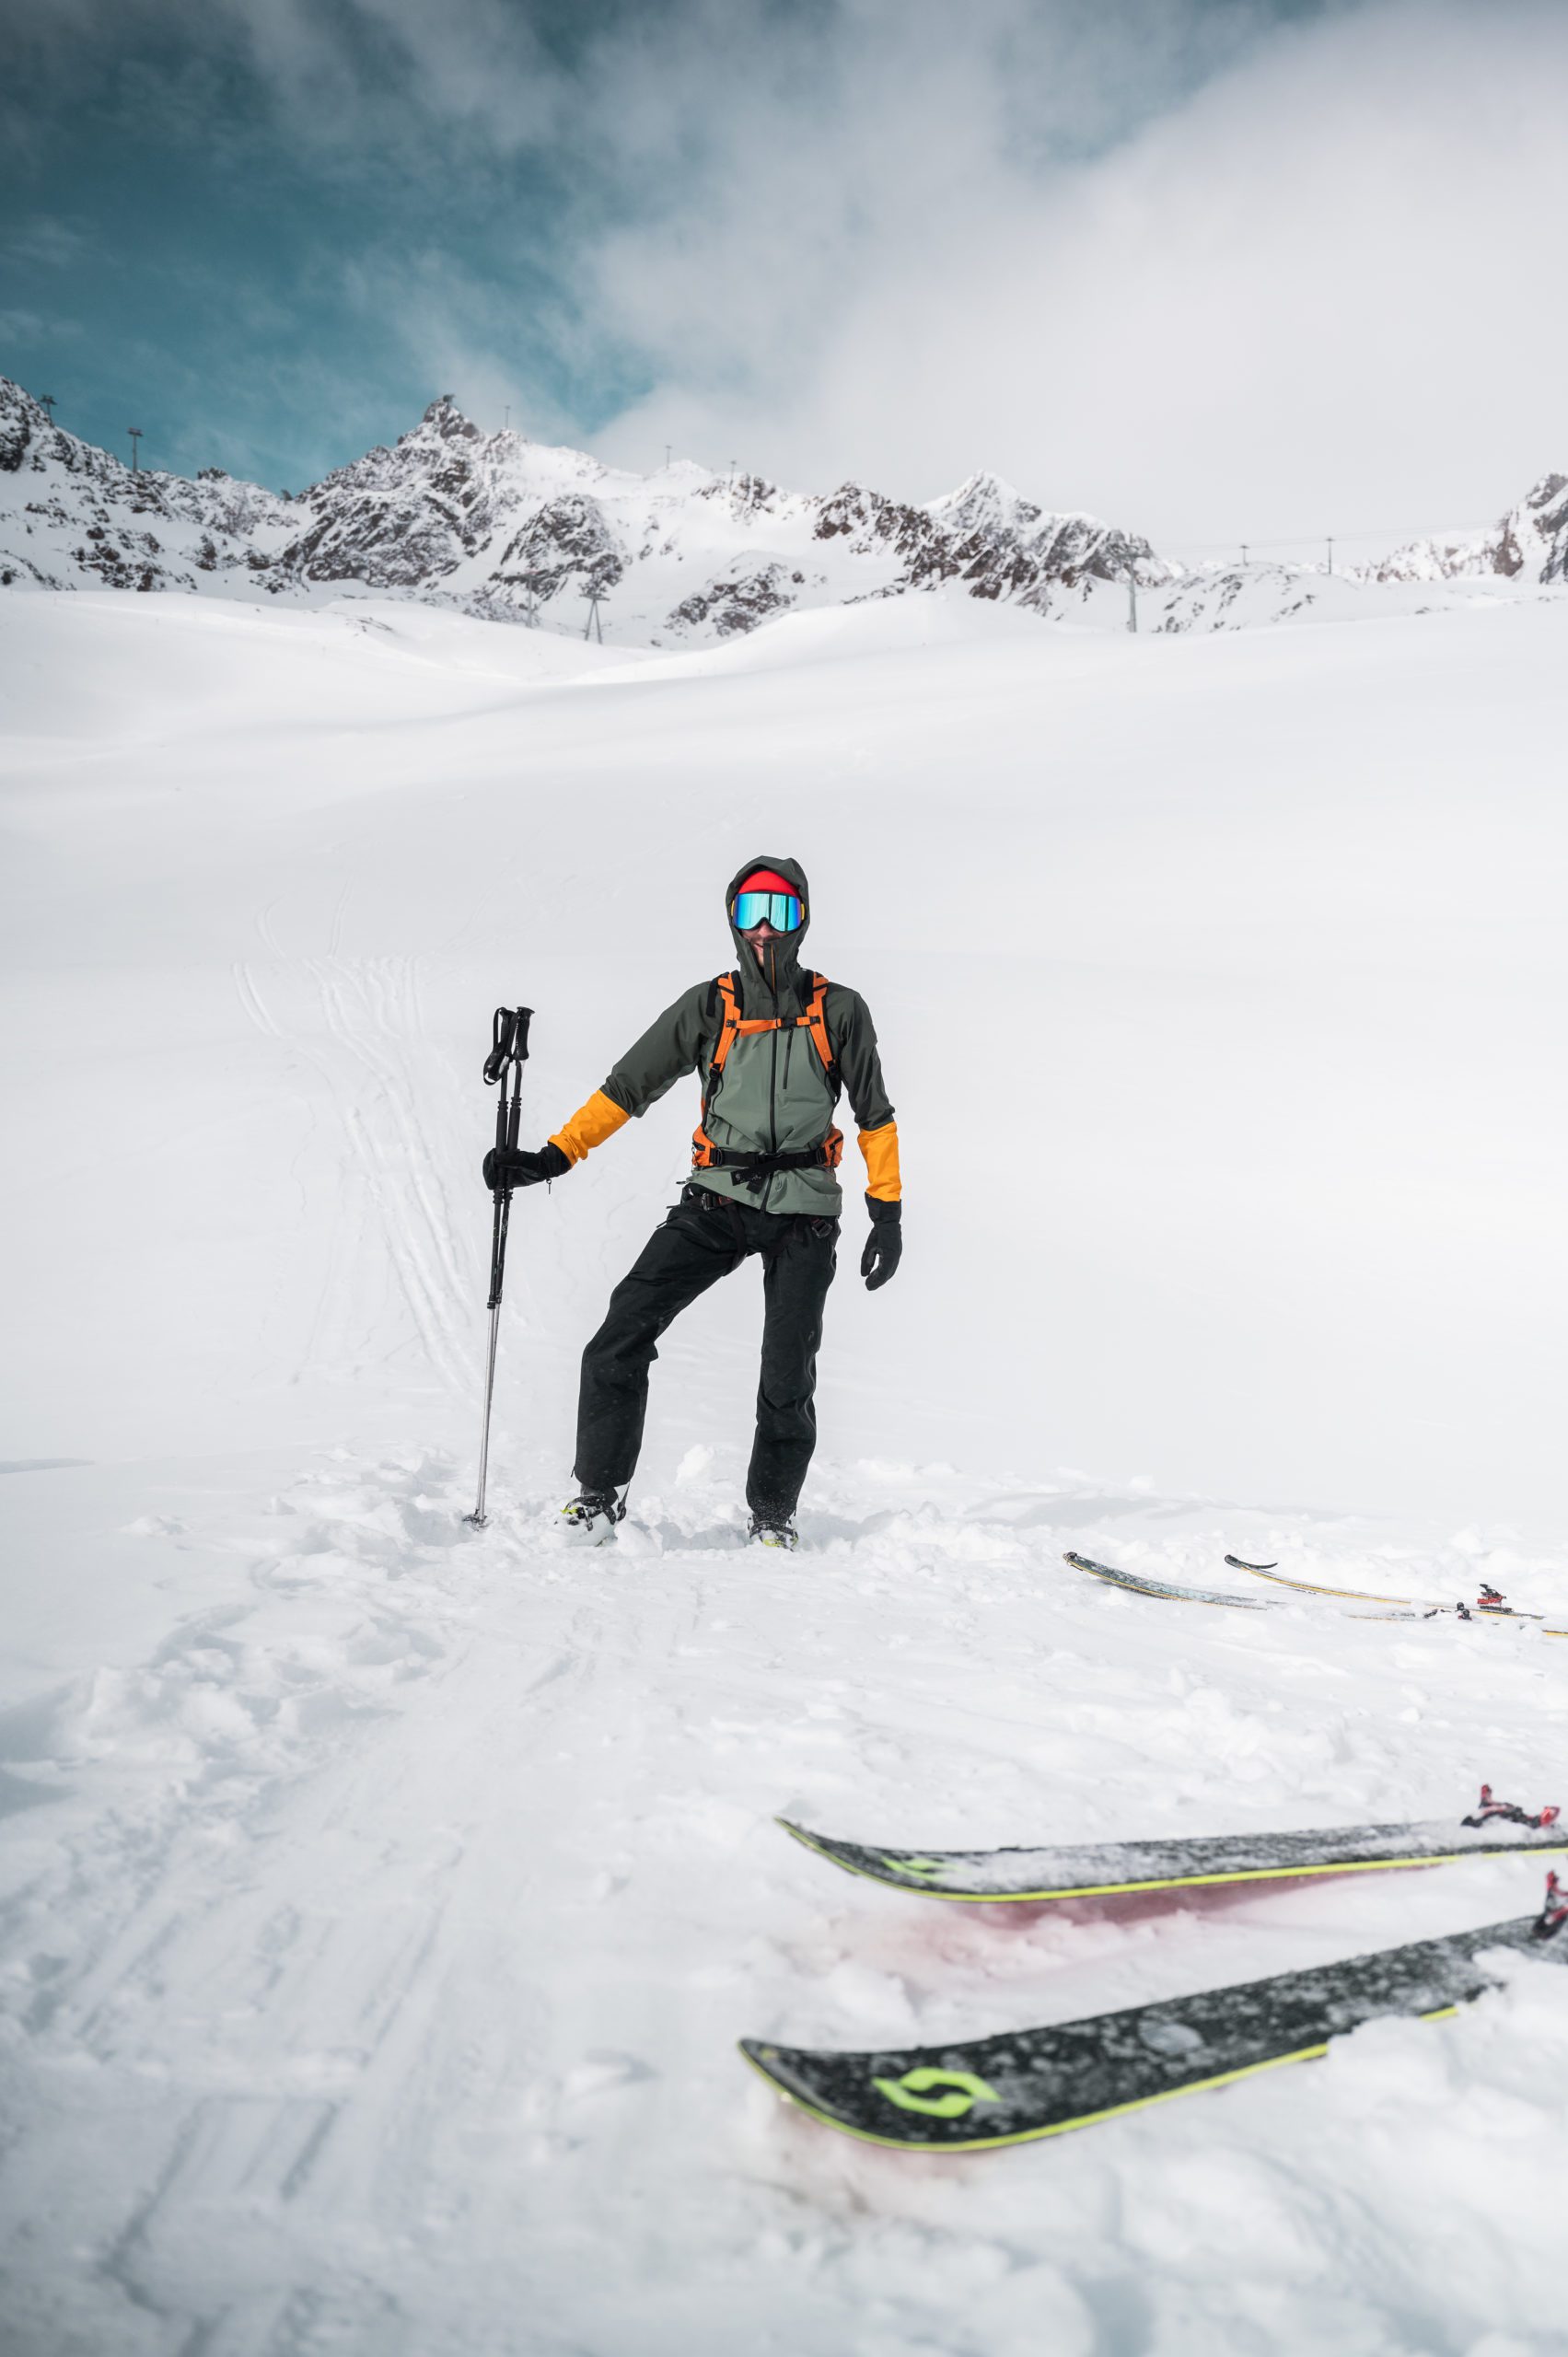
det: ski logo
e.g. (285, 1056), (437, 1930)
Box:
(878, 1854), (947, 1881)
(872, 2067), (1001, 2119)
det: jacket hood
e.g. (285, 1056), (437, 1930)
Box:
(726, 853), (812, 1013)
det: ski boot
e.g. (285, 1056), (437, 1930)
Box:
(559, 1486), (627, 1545)
(748, 1515), (798, 1552)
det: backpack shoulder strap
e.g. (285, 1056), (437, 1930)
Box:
(803, 973), (833, 1072)
(707, 971), (741, 1080)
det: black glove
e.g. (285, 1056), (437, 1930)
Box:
(482, 1142), (570, 1192)
(859, 1194), (901, 1291)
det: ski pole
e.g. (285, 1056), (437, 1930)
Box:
(465, 1004), (533, 1528)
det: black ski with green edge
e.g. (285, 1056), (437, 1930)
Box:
(778, 1789), (1566, 1905)
(740, 1880), (1568, 2153)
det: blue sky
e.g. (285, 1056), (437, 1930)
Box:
(3, 0), (1563, 544)
(1, 0), (656, 485)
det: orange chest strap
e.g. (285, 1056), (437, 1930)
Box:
(707, 971), (833, 1081)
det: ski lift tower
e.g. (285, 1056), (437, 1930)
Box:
(128, 426), (144, 474)
(583, 586), (608, 644)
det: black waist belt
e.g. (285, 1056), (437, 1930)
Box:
(699, 1144), (831, 1177)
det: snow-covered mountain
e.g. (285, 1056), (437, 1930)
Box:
(1360, 472), (1568, 587)
(6, 377), (1563, 644)
(0, 377), (1164, 643)
(0, 378), (296, 596)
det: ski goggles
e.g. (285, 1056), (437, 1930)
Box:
(731, 888), (804, 932)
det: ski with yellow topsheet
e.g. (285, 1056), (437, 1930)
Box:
(1224, 1554), (1555, 1624)
(778, 1787), (1565, 1905)
(1067, 1550), (1566, 1633)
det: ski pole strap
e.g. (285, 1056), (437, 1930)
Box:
(485, 1004), (533, 1086)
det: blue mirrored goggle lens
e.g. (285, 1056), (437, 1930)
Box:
(732, 889), (803, 932)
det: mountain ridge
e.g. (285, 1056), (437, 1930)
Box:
(0, 380), (1162, 643)
(3, 377), (1564, 642)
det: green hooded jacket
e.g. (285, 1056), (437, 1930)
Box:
(568, 854), (897, 1219)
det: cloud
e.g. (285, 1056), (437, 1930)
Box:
(335, 242), (589, 451)
(4, 216), (85, 267)
(6, 0), (1564, 545)
(0, 305), (81, 343)
(568, 0), (1568, 541)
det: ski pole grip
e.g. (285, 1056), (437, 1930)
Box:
(511, 1006), (533, 1062)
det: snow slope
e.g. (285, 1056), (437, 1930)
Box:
(3, 587), (1568, 2353)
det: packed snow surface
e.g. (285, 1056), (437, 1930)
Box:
(3, 587), (1568, 2353)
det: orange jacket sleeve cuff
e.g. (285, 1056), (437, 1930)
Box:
(550, 1088), (630, 1165)
(858, 1120), (901, 1202)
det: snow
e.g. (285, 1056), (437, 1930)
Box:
(3, 585), (1568, 2353)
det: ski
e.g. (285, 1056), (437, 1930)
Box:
(1064, 1551), (1277, 1610)
(777, 1788), (1565, 1905)
(741, 1876), (1568, 2152)
(1224, 1555), (1554, 1625)
(1069, 1551), (1567, 1635)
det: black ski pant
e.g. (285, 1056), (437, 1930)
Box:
(574, 1183), (839, 1520)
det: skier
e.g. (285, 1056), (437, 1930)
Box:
(482, 857), (901, 1548)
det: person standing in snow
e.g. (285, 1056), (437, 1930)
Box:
(482, 857), (901, 1549)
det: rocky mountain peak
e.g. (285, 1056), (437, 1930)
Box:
(418, 392), (483, 444)
(928, 470), (1040, 536)
(1362, 470), (1568, 588)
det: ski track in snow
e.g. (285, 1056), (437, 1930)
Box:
(232, 953), (477, 1402)
(3, 1448), (1568, 2354)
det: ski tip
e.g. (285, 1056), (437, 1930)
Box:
(1225, 1553), (1279, 1571)
(777, 1817), (832, 1857)
(738, 2037), (790, 2090)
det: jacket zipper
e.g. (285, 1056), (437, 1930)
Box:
(767, 948), (780, 1209)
